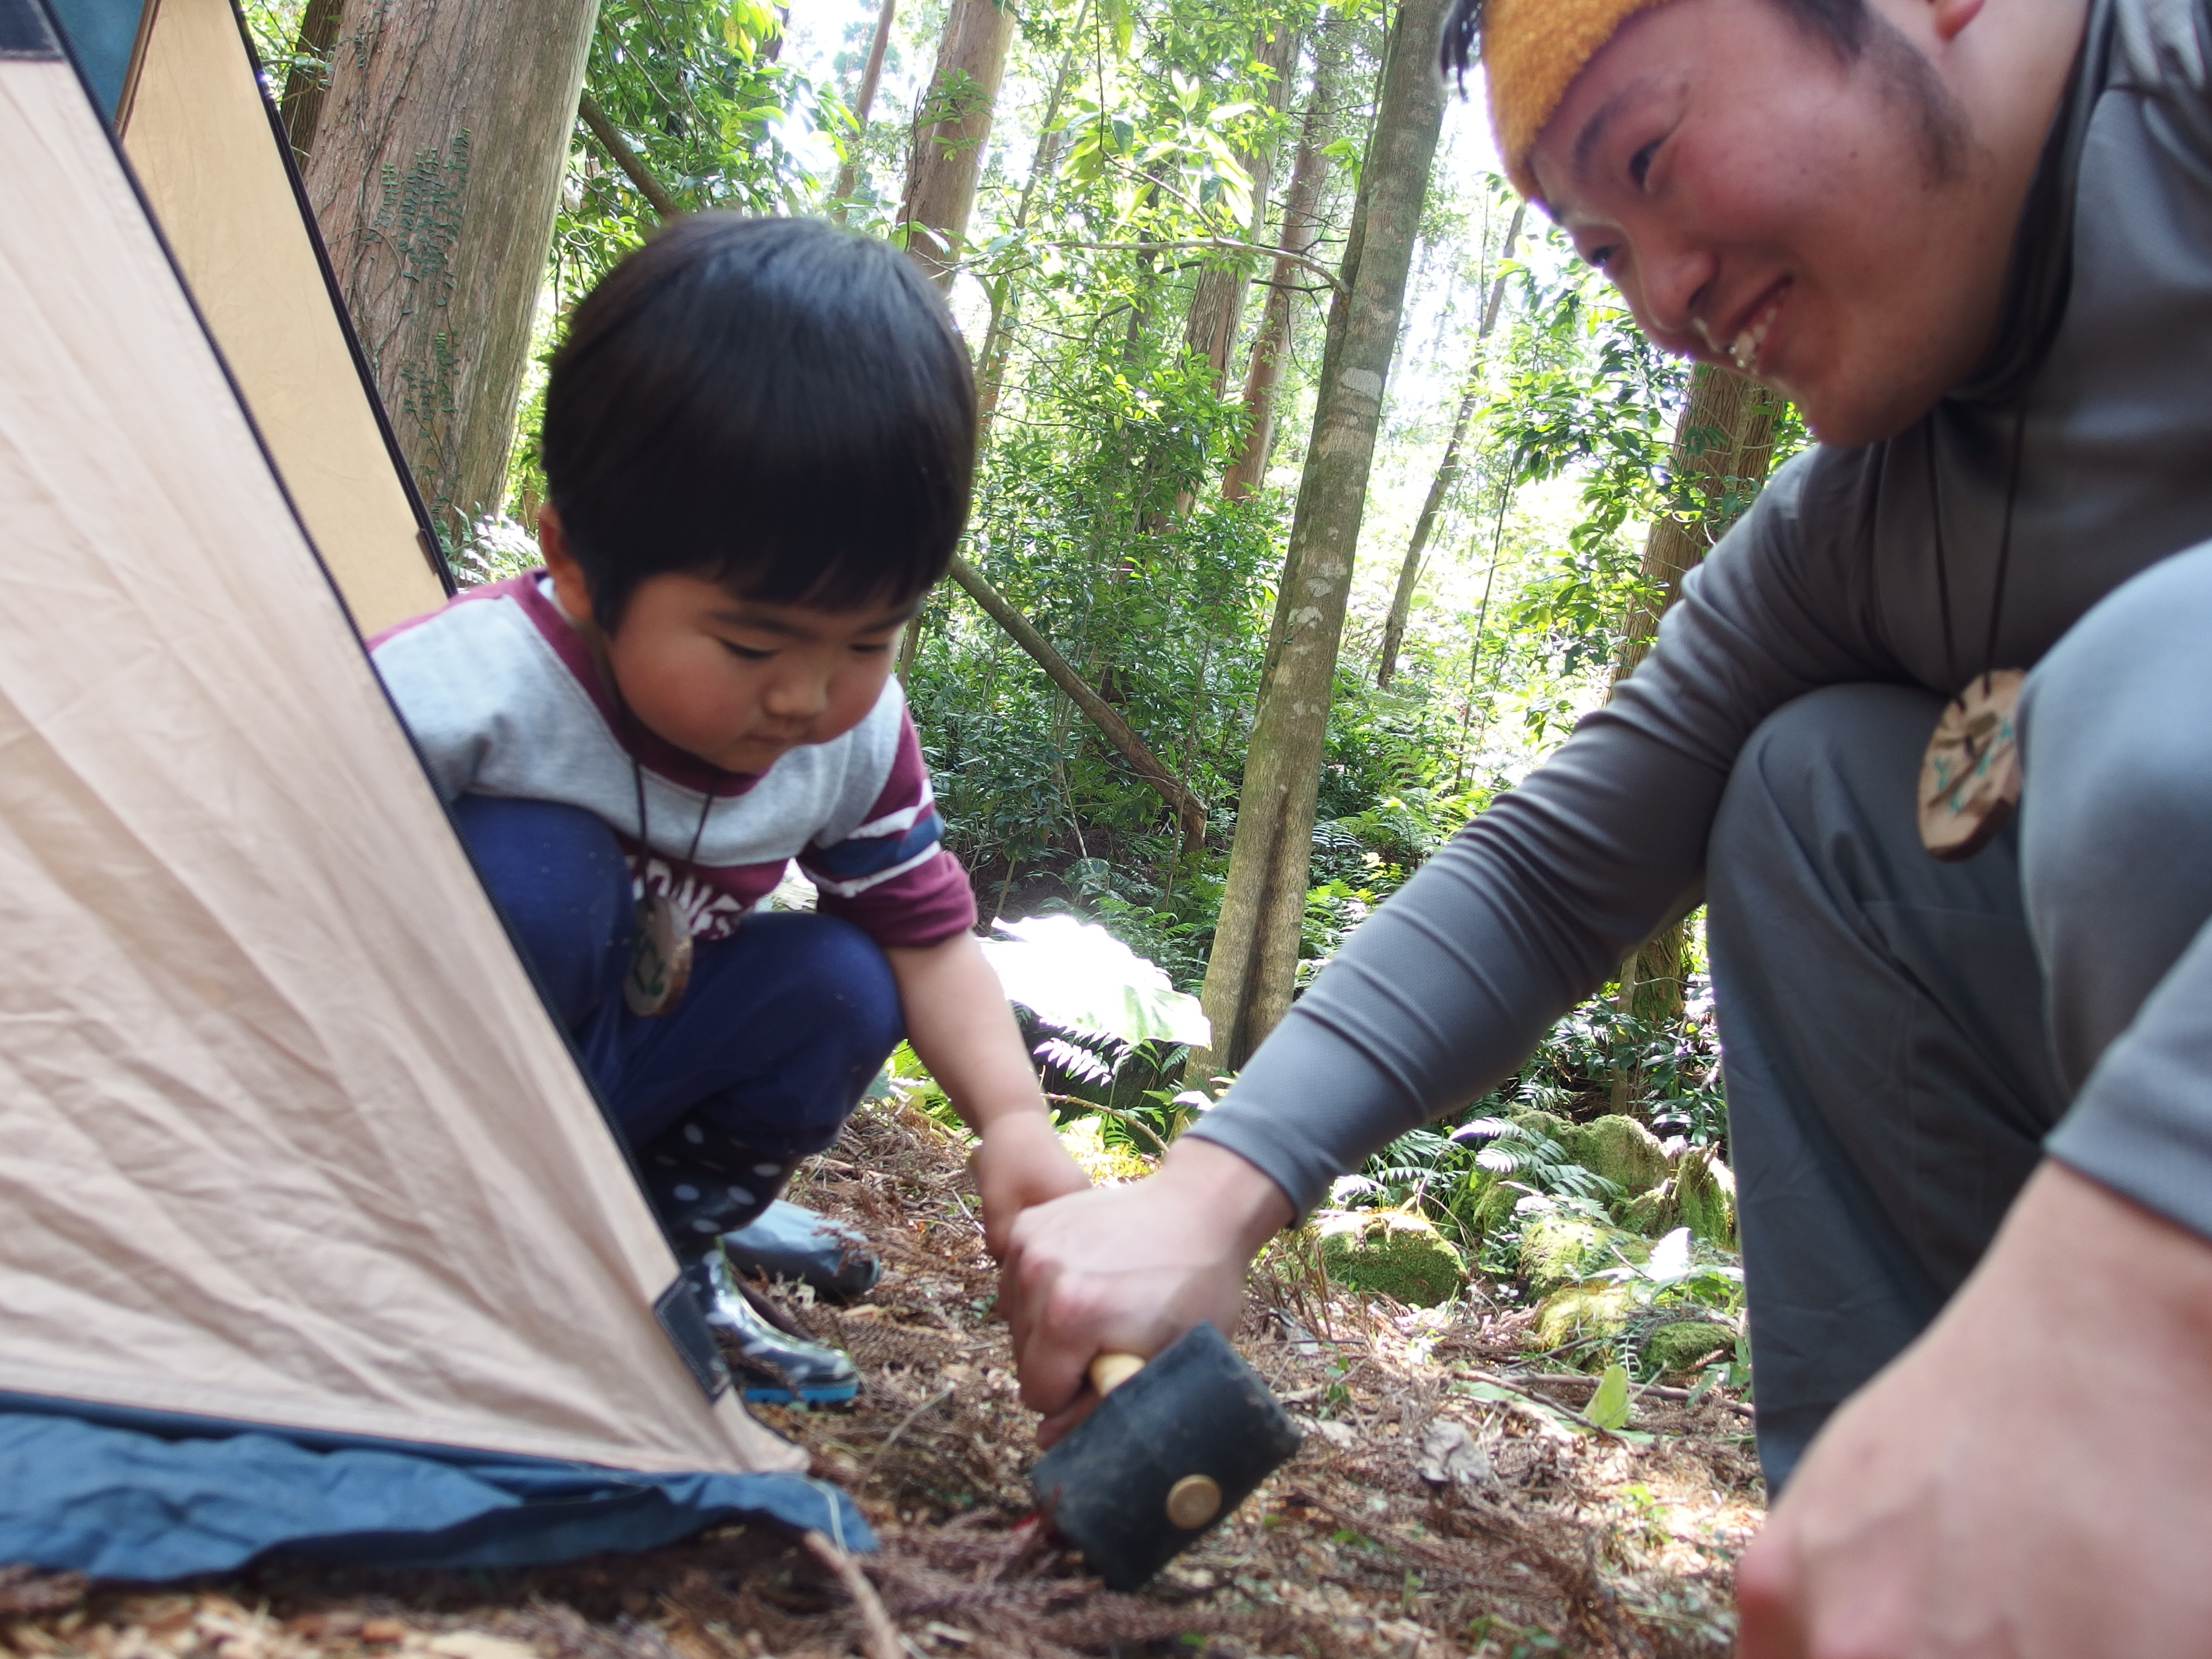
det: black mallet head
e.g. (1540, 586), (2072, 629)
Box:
(1027, 1321), (1303, 1590)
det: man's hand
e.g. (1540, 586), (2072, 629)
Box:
(969, 1109), (1089, 1259)
(1737, 1160), (2212, 1658)
(999, 1136), (1292, 1445)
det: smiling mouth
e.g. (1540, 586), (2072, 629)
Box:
(1717, 283), (1789, 375)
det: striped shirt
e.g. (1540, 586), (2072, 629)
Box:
(370, 573), (975, 948)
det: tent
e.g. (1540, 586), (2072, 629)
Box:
(0, 0), (867, 1576)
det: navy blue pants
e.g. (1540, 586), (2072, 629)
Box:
(453, 795), (904, 1257)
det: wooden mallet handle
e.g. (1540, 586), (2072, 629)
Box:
(1089, 1352), (1146, 1396)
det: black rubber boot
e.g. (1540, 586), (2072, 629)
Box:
(720, 1200), (882, 1299)
(681, 1243), (859, 1405)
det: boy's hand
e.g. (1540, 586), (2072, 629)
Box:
(1738, 1160), (2212, 1658)
(882, 930), (1089, 1258)
(969, 1110), (1089, 1258)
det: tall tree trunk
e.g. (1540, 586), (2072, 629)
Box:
(1220, 25), (1346, 502)
(1181, 23), (1298, 398)
(973, 31), (1082, 438)
(278, 0), (346, 164)
(1374, 200), (1524, 688)
(898, 0), (1017, 288)
(295, 0), (599, 546)
(1193, 0), (1448, 1076)
(831, 0), (898, 217)
(1611, 363), (1779, 1040)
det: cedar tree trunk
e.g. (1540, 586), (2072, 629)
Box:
(831, 0), (898, 215)
(1220, 25), (1345, 501)
(899, 0), (1017, 287)
(1193, 0), (1448, 1075)
(1374, 200), (1523, 687)
(1181, 23), (1298, 397)
(296, 0), (598, 546)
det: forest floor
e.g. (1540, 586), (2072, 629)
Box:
(1, 1101), (1764, 1659)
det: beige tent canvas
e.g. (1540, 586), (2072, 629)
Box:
(0, 0), (860, 1578)
(113, 0), (453, 636)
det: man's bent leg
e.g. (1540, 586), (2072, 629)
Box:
(2025, 543), (2212, 1235)
(2023, 542), (2212, 1093)
(1709, 685), (2068, 1489)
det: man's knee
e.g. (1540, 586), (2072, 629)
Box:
(2025, 543), (2212, 847)
(2023, 542), (2212, 1080)
(1710, 683), (1941, 900)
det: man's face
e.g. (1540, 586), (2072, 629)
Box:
(1530, 0), (2018, 445)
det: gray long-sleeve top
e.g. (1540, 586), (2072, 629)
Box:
(1190, 0), (2212, 1221)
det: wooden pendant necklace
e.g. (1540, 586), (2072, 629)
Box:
(571, 607), (722, 1015)
(1917, 399), (2031, 862)
(624, 753), (718, 1016)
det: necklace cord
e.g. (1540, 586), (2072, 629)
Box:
(1928, 390), (2032, 700)
(628, 750), (720, 907)
(1928, 435), (1958, 693)
(1982, 397), (2031, 683)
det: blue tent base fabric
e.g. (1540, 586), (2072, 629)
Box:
(0, 1400), (874, 1581)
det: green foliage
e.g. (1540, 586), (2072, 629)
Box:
(980, 914), (1207, 1045)
(1584, 1361), (1632, 1430)
(555, 0), (838, 290)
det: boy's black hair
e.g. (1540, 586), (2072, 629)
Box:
(542, 214), (976, 633)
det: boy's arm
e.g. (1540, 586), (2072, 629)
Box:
(883, 930), (1090, 1257)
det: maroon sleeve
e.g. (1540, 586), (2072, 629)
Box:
(801, 710), (978, 947)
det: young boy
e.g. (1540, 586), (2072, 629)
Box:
(371, 215), (1088, 1401)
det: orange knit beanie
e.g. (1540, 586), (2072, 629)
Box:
(1481, 0), (1671, 197)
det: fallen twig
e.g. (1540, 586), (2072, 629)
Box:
(861, 1384), (956, 1488)
(1479, 1367), (1755, 1419)
(804, 1530), (904, 1659)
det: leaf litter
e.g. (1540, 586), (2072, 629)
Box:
(2, 1099), (1763, 1659)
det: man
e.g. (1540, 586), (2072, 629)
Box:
(999, 0), (2212, 1647)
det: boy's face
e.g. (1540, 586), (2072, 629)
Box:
(605, 574), (910, 772)
(543, 516), (911, 772)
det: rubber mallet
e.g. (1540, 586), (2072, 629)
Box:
(1026, 1321), (1303, 1590)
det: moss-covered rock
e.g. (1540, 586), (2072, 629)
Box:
(1640, 1321), (1735, 1376)
(1616, 1186), (1670, 1237)
(1314, 1209), (1466, 1307)
(1558, 1114), (1671, 1196)
(1505, 1108), (1573, 1144)
(1530, 1280), (1634, 1350)
(1517, 1211), (1608, 1293)
(1454, 1170), (1522, 1240)
(1673, 1147), (1737, 1246)
(1616, 1146), (1740, 1243)
(1517, 1211), (1646, 1293)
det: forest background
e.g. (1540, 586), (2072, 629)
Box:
(245, 0), (1805, 1269)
